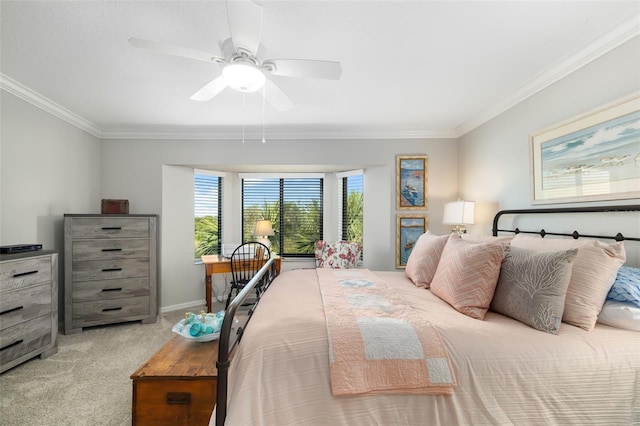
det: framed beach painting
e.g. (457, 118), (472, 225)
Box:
(531, 94), (640, 204)
(397, 155), (427, 210)
(396, 215), (427, 269)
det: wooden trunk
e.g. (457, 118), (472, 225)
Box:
(131, 335), (219, 426)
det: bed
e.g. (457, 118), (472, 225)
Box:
(212, 206), (640, 426)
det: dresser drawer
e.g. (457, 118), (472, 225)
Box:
(72, 296), (150, 325)
(0, 315), (52, 367)
(70, 217), (150, 239)
(72, 239), (150, 261)
(72, 278), (150, 302)
(0, 283), (51, 331)
(0, 256), (52, 292)
(72, 258), (150, 282)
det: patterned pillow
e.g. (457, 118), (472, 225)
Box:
(315, 240), (362, 269)
(430, 237), (506, 320)
(404, 233), (450, 288)
(491, 247), (578, 334)
(511, 235), (626, 331)
(607, 266), (640, 308)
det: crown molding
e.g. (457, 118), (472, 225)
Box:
(0, 73), (103, 138)
(100, 126), (457, 141)
(455, 13), (640, 137)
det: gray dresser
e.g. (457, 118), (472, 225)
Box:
(0, 250), (58, 373)
(64, 214), (157, 334)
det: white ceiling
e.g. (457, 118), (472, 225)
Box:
(1, 1), (639, 140)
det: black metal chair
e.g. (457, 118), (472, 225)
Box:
(225, 241), (271, 309)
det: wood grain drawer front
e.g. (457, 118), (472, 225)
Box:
(72, 239), (150, 261)
(72, 296), (150, 324)
(72, 278), (149, 302)
(0, 315), (52, 367)
(0, 283), (51, 331)
(0, 256), (52, 292)
(70, 217), (150, 239)
(133, 379), (216, 426)
(72, 258), (149, 282)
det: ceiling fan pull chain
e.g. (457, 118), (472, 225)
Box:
(262, 85), (266, 143)
(242, 93), (246, 143)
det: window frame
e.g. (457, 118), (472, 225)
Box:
(240, 173), (324, 258)
(194, 169), (224, 259)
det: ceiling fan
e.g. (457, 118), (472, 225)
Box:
(129, 0), (342, 111)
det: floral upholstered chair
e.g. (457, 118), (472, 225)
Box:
(314, 240), (363, 269)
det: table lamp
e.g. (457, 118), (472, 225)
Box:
(443, 200), (475, 236)
(253, 220), (275, 249)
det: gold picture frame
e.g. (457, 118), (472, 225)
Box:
(531, 94), (640, 204)
(396, 155), (428, 210)
(396, 215), (427, 269)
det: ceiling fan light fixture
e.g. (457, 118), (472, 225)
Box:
(223, 63), (265, 93)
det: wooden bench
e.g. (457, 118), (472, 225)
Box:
(131, 335), (218, 425)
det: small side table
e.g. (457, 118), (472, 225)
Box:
(131, 335), (218, 426)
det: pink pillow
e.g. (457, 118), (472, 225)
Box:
(510, 235), (626, 331)
(430, 237), (506, 320)
(404, 233), (450, 288)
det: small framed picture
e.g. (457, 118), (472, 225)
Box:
(396, 215), (427, 269)
(396, 155), (428, 210)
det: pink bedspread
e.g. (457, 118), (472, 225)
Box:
(214, 269), (640, 426)
(317, 268), (455, 395)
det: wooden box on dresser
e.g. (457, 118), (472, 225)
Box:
(64, 214), (158, 334)
(0, 250), (58, 373)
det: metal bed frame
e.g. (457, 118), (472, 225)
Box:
(215, 204), (639, 425)
(492, 205), (640, 242)
(216, 258), (278, 426)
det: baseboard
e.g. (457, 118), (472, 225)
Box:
(159, 299), (206, 314)
(159, 298), (227, 314)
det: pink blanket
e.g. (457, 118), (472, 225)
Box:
(317, 268), (456, 396)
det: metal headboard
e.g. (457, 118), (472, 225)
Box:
(492, 205), (640, 242)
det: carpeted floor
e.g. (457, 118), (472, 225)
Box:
(0, 304), (218, 426)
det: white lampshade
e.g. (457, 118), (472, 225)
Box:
(253, 219), (274, 249)
(253, 220), (275, 238)
(223, 63), (265, 93)
(443, 201), (475, 225)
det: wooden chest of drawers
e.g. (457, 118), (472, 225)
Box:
(131, 335), (219, 426)
(64, 214), (158, 334)
(0, 251), (58, 373)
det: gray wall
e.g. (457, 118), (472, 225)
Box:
(458, 37), (640, 265)
(100, 138), (458, 310)
(1, 91), (102, 316)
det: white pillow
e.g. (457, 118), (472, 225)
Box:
(597, 300), (640, 331)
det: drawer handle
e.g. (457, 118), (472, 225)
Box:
(102, 307), (122, 312)
(0, 339), (23, 352)
(101, 288), (122, 292)
(13, 270), (38, 278)
(0, 306), (24, 316)
(101, 268), (122, 272)
(101, 227), (122, 231)
(101, 248), (122, 252)
(166, 392), (191, 405)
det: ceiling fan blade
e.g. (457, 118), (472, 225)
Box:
(263, 59), (342, 80)
(190, 76), (229, 101)
(128, 37), (224, 64)
(226, 0), (263, 54)
(261, 79), (294, 111)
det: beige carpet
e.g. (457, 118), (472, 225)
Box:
(0, 304), (220, 426)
